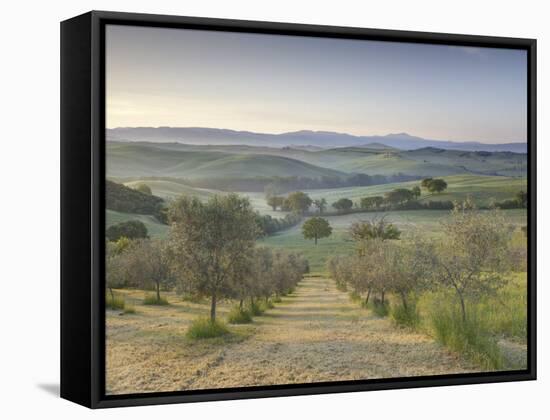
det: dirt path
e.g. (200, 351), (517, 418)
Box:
(185, 276), (476, 390)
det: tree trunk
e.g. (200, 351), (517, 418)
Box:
(458, 295), (466, 323)
(156, 281), (161, 302)
(365, 288), (371, 306)
(381, 291), (385, 304)
(239, 299), (243, 309)
(265, 296), (269, 303)
(314, 234), (318, 245)
(210, 293), (217, 322)
(453, 286), (467, 322)
(400, 292), (408, 311)
(109, 287), (114, 304)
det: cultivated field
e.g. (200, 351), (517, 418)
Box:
(106, 276), (480, 394)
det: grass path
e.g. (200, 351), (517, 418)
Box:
(107, 277), (479, 394)
(187, 277), (477, 389)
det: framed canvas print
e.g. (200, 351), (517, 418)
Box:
(60, 11), (536, 408)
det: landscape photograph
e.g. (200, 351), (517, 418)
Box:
(104, 24), (528, 395)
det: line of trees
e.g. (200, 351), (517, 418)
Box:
(494, 190), (528, 209)
(106, 180), (166, 222)
(328, 202), (513, 323)
(106, 194), (309, 322)
(266, 178), (450, 217)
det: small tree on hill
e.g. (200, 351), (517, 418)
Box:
(267, 196), (285, 211)
(360, 196), (384, 210)
(302, 217), (332, 245)
(427, 179), (448, 194)
(412, 186), (421, 199)
(284, 191), (312, 214)
(313, 198), (328, 214)
(421, 178), (434, 190)
(384, 188), (414, 206)
(332, 198), (353, 213)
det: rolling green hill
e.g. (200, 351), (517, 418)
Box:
(303, 147), (527, 177)
(301, 174), (527, 208)
(108, 141), (527, 180)
(123, 179), (214, 200)
(107, 142), (345, 179)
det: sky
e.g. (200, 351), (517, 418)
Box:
(106, 24), (527, 143)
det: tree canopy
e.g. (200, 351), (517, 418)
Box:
(283, 191), (312, 214)
(421, 178), (448, 194)
(302, 217), (332, 245)
(106, 220), (148, 242)
(313, 198), (328, 214)
(168, 194), (260, 321)
(332, 198), (353, 212)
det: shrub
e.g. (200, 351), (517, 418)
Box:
(186, 317), (229, 339)
(391, 302), (420, 328)
(272, 296), (282, 303)
(143, 294), (169, 305)
(106, 220), (148, 242)
(259, 300), (274, 311)
(227, 307), (253, 324)
(371, 298), (390, 317)
(248, 300), (265, 316)
(106, 293), (125, 310)
(431, 307), (503, 370)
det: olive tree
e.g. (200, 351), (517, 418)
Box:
(106, 239), (131, 303)
(431, 202), (511, 321)
(349, 217), (400, 257)
(126, 239), (174, 302)
(168, 194), (259, 321)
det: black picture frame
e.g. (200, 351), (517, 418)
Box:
(60, 10), (537, 409)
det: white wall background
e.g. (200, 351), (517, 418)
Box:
(1, 0), (547, 418)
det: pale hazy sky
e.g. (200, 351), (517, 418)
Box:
(106, 24), (527, 143)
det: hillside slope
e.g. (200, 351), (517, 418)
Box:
(107, 142), (346, 179)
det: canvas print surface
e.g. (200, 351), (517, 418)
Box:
(105, 24), (528, 395)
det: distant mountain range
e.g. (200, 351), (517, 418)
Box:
(107, 127), (526, 153)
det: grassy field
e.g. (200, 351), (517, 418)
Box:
(260, 209), (527, 273)
(106, 209), (168, 238)
(107, 142), (345, 179)
(302, 174), (526, 207)
(123, 179), (214, 200)
(106, 277), (480, 395)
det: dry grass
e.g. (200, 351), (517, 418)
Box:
(106, 278), (479, 395)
